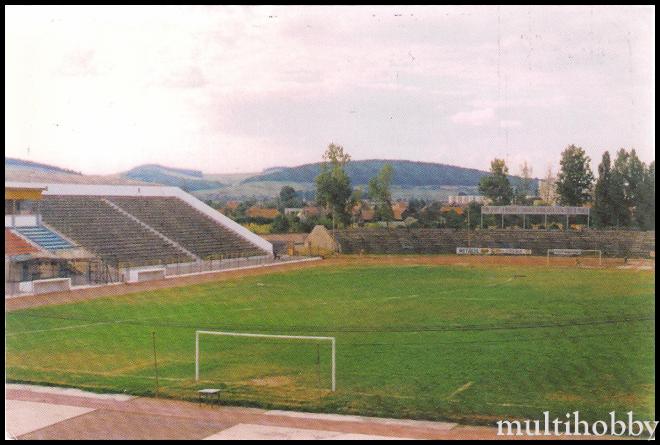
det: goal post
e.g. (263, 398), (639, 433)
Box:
(195, 330), (336, 391)
(546, 249), (602, 266)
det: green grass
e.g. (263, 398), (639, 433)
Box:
(5, 263), (655, 425)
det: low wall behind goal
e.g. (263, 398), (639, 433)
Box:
(332, 228), (655, 258)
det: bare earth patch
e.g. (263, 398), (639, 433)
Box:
(248, 376), (293, 387)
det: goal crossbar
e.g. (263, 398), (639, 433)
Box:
(546, 249), (602, 265)
(195, 330), (336, 391)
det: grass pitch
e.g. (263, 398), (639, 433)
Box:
(5, 262), (655, 425)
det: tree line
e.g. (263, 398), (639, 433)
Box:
(223, 142), (654, 233)
(477, 144), (654, 230)
(315, 142), (653, 231)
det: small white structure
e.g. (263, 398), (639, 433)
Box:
(19, 277), (72, 294)
(126, 267), (167, 283)
(284, 208), (303, 216)
(447, 195), (488, 205)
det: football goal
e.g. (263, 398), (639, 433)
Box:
(195, 331), (336, 391)
(546, 249), (602, 266)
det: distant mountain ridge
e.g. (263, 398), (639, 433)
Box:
(243, 159), (533, 188)
(131, 164), (204, 178)
(5, 157), (83, 176)
(123, 164), (225, 191)
(6, 157), (538, 199)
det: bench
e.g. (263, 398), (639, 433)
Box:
(198, 388), (221, 406)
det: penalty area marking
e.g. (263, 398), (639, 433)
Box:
(5, 320), (129, 337)
(446, 381), (474, 400)
(8, 365), (189, 382)
(196, 330), (336, 391)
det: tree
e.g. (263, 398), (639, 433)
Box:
(611, 149), (634, 226)
(315, 143), (354, 231)
(278, 186), (302, 211)
(555, 145), (594, 206)
(513, 161), (533, 204)
(539, 166), (557, 205)
(270, 214), (290, 233)
(626, 149), (647, 227)
(612, 149), (654, 229)
(349, 188), (364, 226)
(478, 159), (513, 205)
(418, 201), (443, 228)
(593, 151), (617, 227)
(402, 198), (426, 220)
(442, 209), (464, 229)
(368, 164), (395, 225)
(636, 161), (655, 230)
(466, 201), (482, 230)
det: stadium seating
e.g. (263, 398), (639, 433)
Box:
(40, 196), (194, 266)
(107, 197), (265, 259)
(333, 228), (655, 257)
(14, 225), (74, 250)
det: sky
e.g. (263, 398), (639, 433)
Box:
(5, 5), (655, 177)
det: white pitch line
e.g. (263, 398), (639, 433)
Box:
(6, 320), (125, 337)
(483, 277), (514, 288)
(446, 381), (473, 400)
(8, 365), (189, 382)
(383, 294), (419, 302)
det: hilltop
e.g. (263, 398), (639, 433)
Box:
(245, 159), (502, 187)
(6, 157), (537, 200)
(122, 164), (225, 191)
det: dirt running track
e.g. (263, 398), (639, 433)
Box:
(6, 385), (608, 440)
(5, 255), (653, 312)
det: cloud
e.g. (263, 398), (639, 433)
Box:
(59, 49), (98, 76)
(4, 5), (655, 175)
(450, 108), (496, 126)
(500, 119), (522, 128)
(160, 66), (207, 89)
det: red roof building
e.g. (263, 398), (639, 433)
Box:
(5, 229), (40, 256)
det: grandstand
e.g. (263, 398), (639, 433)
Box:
(39, 196), (191, 266)
(319, 227), (655, 258)
(5, 182), (274, 295)
(107, 197), (264, 259)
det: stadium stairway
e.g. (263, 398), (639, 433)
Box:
(13, 226), (74, 250)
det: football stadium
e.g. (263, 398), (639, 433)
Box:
(5, 180), (655, 428)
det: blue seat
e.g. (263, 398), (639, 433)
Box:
(14, 226), (74, 250)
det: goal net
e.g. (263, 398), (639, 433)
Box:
(546, 249), (602, 267)
(195, 331), (336, 392)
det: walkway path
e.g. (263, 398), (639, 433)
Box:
(6, 384), (525, 440)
